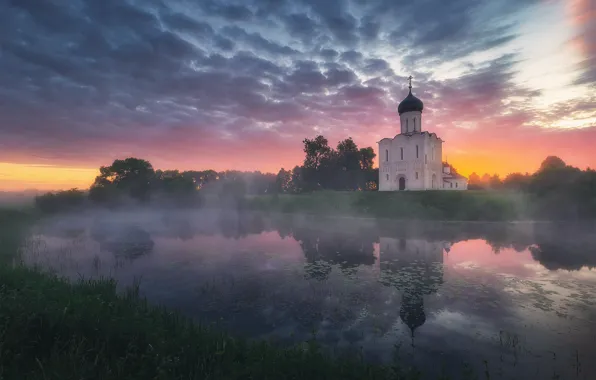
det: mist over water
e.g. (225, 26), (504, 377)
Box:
(21, 209), (596, 379)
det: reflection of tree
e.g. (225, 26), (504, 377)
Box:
(218, 212), (267, 239)
(91, 222), (154, 260)
(290, 225), (377, 280)
(529, 224), (596, 271)
(379, 238), (444, 342)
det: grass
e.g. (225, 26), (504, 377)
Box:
(0, 208), (580, 379)
(0, 208), (425, 380)
(244, 190), (530, 221)
(0, 265), (417, 380)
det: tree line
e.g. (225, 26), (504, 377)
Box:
(33, 142), (595, 219)
(274, 135), (378, 193)
(34, 158), (277, 212)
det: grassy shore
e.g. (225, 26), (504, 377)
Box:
(0, 208), (424, 380)
(0, 265), (413, 380)
(0, 208), (579, 379)
(244, 190), (530, 221)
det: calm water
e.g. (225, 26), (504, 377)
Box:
(22, 210), (596, 379)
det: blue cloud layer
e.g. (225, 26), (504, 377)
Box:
(0, 0), (593, 167)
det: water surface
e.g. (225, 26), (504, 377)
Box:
(22, 210), (596, 379)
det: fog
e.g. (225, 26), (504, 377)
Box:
(15, 207), (596, 379)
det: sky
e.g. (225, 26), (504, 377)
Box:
(1, 0), (595, 191)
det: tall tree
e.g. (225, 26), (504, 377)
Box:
(275, 168), (292, 193)
(302, 135), (332, 170)
(90, 158), (155, 202)
(538, 156), (567, 172)
(359, 147), (375, 171)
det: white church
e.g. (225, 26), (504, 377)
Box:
(378, 77), (468, 191)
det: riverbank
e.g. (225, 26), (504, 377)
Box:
(244, 190), (530, 221)
(0, 265), (410, 380)
(0, 208), (408, 379)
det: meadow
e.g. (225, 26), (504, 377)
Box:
(244, 190), (530, 221)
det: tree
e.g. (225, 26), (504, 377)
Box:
(290, 165), (305, 193)
(182, 170), (219, 189)
(90, 158), (155, 203)
(302, 135), (332, 170)
(538, 156), (566, 172)
(359, 147), (375, 171)
(502, 172), (531, 191)
(275, 168), (292, 193)
(35, 189), (86, 214)
(488, 174), (502, 189)
(468, 172), (484, 190)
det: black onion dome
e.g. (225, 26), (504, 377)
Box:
(398, 89), (424, 115)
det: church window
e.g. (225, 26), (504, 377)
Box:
(400, 147), (403, 160)
(415, 172), (419, 179)
(416, 145), (419, 158)
(385, 149), (388, 162)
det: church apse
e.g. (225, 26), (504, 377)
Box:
(379, 237), (445, 343)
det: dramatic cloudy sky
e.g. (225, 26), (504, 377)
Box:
(1, 0), (595, 190)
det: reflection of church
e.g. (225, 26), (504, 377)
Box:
(379, 237), (445, 340)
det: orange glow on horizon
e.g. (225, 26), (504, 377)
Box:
(0, 163), (98, 192)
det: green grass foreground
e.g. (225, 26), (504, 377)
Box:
(245, 190), (530, 221)
(0, 265), (421, 380)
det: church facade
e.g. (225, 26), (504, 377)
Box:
(378, 79), (468, 191)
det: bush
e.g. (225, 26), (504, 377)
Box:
(34, 189), (86, 214)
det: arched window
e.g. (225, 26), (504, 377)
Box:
(406, 119), (409, 131)
(415, 172), (419, 179)
(386, 174), (389, 181)
(413, 118), (416, 131)
(425, 154), (427, 164)
(385, 149), (388, 161)
(450, 183), (453, 188)
(416, 145), (419, 158)
(400, 147), (403, 160)
(456, 182), (458, 188)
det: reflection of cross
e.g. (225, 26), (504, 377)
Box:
(408, 75), (413, 90)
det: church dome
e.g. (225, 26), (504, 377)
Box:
(398, 89), (424, 115)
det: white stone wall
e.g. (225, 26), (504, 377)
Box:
(378, 133), (443, 191)
(442, 178), (468, 190)
(399, 111), (422, 134)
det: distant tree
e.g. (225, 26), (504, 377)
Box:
(182, 170), (219, 189)
(538, 156), (567, 172)
(488, 174), (502, 189)
(303, 135), (332, 170)
(359, 147), (375, 171)
(502, 172), (531, 191)
(275, 168), (292, 193)
(35, 189), (86, 214)
(154, 170), (197, 204)
(290, 165), (306, 193)
(90, 158), (155, 203)
(467, 172), (484, 190)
